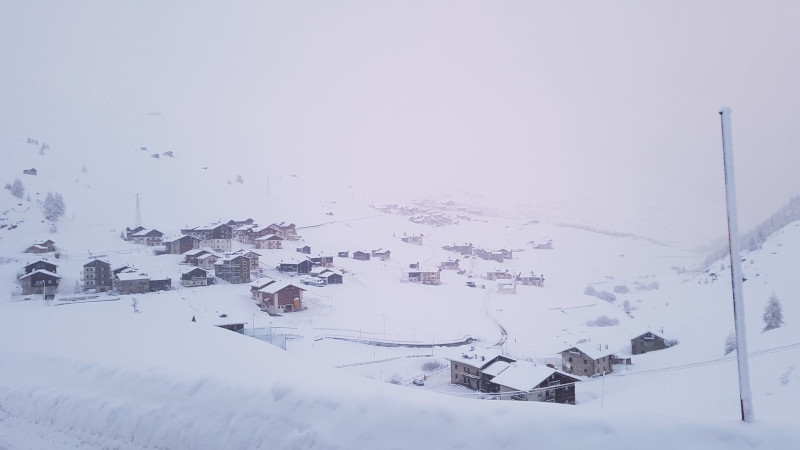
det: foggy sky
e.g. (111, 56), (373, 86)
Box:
(2, 1), (800, 246)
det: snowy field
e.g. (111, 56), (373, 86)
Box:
(1, 144), (799, 447)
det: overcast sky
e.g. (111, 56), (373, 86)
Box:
(2, 1), (799, 246)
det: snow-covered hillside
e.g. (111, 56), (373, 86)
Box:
(1, 141), (799, 448)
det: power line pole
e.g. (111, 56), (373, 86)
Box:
(719, 107), (754, 423)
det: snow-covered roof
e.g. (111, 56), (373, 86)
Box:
(116, 272), (149, 281)
(181, 267), (208, 276)
(130, 228), (162, 237)
(18, 269), (61, 280)
(256, 234), (283, 241)
(562, 344), (615, 361)
(234, 224), (258, 232)
(449, 352), (512, 370)
(631, 330), (669, 341)
(490, 363), (578, 392)
(407, 268), (439, 274)
(318, 272), (342, 280)
(258, 280), (305, 295)
(481, 360), (512, 377)
(197, 253), (220, 261)
(249, 277), (276, 289)
(25, 259), (57, 268)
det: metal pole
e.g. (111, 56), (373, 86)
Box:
(719, 107), (754, 423)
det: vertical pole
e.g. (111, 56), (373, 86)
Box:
(719, 107), (754, 423)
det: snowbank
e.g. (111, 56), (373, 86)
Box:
(1, 303), (797, 450)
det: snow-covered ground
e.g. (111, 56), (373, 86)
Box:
(1, 140), (799, 448)
(2, 3), (800, 447)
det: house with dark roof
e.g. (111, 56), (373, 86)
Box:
(214, 255), (251, 284)
(631, 331), (674, 355)
(82, 259), (112, 292)
(23, 240), (56, 254)
(278, 258), (312, 275)
(180, 223), (233, 251)
(19, 269), (60, 297)
(353, 251), (370, 261)
(22, 260), (57, 275)
(164, 235), (200, 255)
(181, 267), (211, 287)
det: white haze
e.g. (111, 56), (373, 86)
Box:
(2, 1), (800, 247)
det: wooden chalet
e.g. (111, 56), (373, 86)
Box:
(164, 235), (200, 254)
(631, 331), (673, 355)
(19, 269), (60, 297)
(337, 251), (349, 258)
(258, 281), (306, 315)
(278, 259), (312, 274)
(180, 223), (233, 252)
(23, 168), (38, 175)
(310, 268), (343, 285)
(448, 353), (516, 391)
(181, 267), (210, 287)
(183, 248), (213, 266)
(296, 245), (311, 254)
(82, 259), (112, 292)
(353, 251), (370, 261)
(22, 260), (57, 275)
(250, 278), (277, 301)
(560, 344), (615, 376)
(23, 240), (56, 254)
(491, 363), (580, 404)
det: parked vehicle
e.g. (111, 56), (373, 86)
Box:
(300, 276), (325, 287)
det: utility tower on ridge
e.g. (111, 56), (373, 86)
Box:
(134, 193), (142, 228)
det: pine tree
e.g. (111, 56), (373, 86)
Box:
(43, 192), (66, 221)
(763, 293), (785, 332)
(10, 178), (25, 198)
